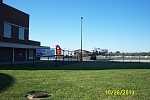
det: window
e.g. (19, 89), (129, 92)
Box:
(4, 22), (12, 38)
(19, 27), (24, 40)
(29, 49), (35, 59)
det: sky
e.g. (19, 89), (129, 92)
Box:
(3, 0), (150, 52)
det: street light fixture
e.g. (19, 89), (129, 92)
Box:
(80, 17), (83, 61)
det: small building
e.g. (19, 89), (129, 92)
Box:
(74, 49), (91, 57)
(0, 0), (49, 63)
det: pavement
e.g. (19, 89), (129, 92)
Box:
(96, 58), (150, 62)
(40, 57), (150, 62)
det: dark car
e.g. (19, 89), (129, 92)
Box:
(90, 55), (97, 60)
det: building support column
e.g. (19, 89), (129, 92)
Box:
(12, 48), (14, 62)
(26, 49), (27, 61)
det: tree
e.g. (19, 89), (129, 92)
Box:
(115, 51), (120, 56)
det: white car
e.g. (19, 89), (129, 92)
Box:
(115, 56), (122, 58)
(145, 56), (148, 58)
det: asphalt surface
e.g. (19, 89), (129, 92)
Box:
(96, 58), (150, 62)
(41, 57), (150, 62)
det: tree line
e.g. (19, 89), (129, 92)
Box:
(109, 51), (150, 56)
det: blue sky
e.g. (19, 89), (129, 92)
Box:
(4, 0), (150, 52)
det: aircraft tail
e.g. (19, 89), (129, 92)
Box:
(56, 45), (62, 55)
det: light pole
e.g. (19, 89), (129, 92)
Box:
(63, 48), (65, 65)
(139, 52), (141, 62)
(68, 49), (70, 64)
(80, 17), (83, 61)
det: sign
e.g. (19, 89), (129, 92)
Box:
(36, 49), (54, 57)
(49, 49), (55, 57)
(56, 45), (62, 55)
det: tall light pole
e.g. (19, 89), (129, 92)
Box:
(80, 17), (83, 61)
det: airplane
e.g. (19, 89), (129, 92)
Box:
(90, 47), (108, 60)
(92, 47), (108, 55)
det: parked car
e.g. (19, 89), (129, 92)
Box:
(90, 55), (97, 60)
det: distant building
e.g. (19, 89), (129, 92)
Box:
(74, 49), (91, 56)
(0, 0), (49, 63)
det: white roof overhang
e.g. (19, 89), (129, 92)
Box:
(0, 41), (50, 49)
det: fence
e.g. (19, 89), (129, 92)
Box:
(40, 55), (81, 67)
(83, 55), (150, 62)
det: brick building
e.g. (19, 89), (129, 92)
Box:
(0, 0), (49, 63)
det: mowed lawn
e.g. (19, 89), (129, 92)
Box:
(0, 61), (150, 100)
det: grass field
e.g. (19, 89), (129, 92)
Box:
(0, 61), (150, 100)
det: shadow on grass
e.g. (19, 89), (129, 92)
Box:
(0, 73), (15, 93)
(0, 61), (150, 70)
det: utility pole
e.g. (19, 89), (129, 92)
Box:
(80, 17), (83, 61)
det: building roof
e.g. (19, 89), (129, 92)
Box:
(0, 41), (50, 49)
(74, 49), (91, 53)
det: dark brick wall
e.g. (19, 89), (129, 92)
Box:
(0, 1), (42, 62)
(0, 3), (29, 43)
(0, 47), (12, 62)
(25, 29), (29, 40)
(12, 25), (19, 42)
(28, 40), (41, 46)
(14, 48), (26, 62)
(0, 1), (3, 40)
(0, 22), (4, 40)
(0, 47), (40, 62)
(0, 2), (41, 46)
(1, 3), (29, 28)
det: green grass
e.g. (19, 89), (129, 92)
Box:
(0, 61), (150, 70)
(0, 61), (150, 100)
